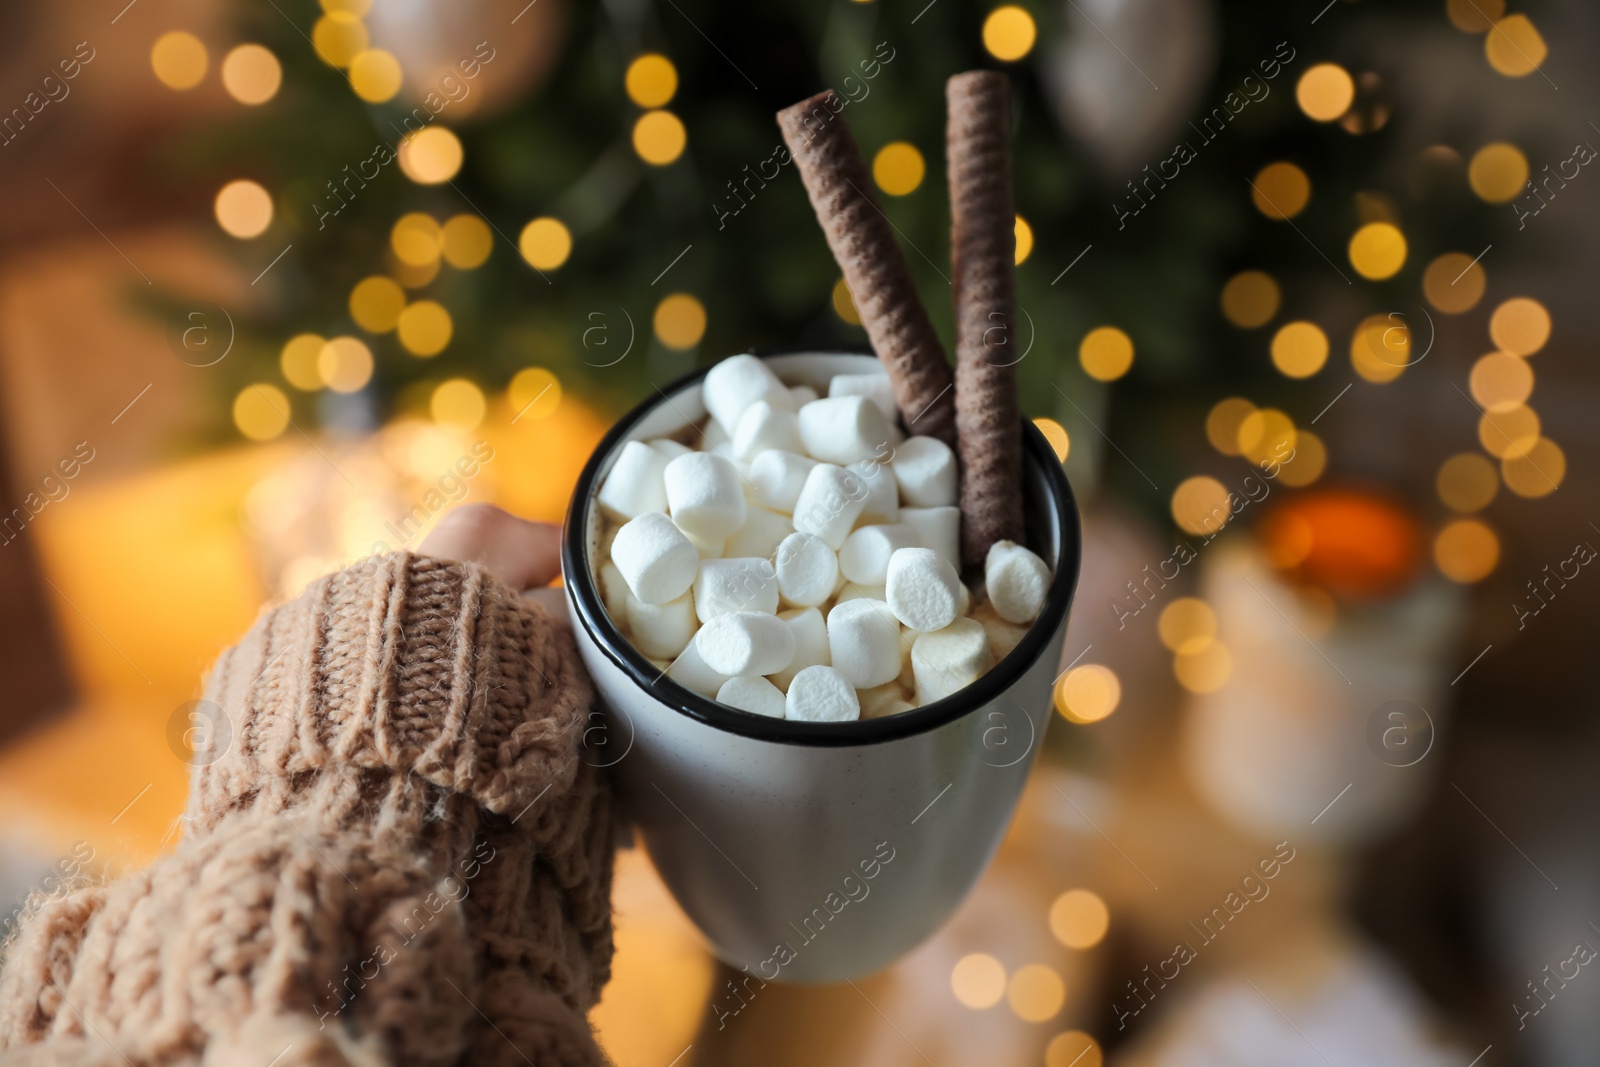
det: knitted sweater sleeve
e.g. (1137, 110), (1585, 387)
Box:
(0, 553), (615, 1067)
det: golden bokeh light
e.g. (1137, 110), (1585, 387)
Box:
(1478, 404), (1540, 459)
(1271, 321), (1329, 378)
(872, 142), (926, 196)
(322, 0), (371, 13)
(1055, 665), (1121, 724)
(234, 384), (290, 441)
(399, 126), (464, 184)
(1489, 297), (1551, 356)
(1033, 417), (1070, 463)
(312, 12), (368, 68)
(1437, 453), (1499, 513)
(1007, 964), (1065, 1023)
(1296, 63), (1355, 122)
(349, 48), (403, 103)
(1467, 143), (1528, 203)
(654, 293), (708, 349)
(318, 336), (374, 393)
(982, 5), (1038, 62)
(1159, 598), (1217, 655)
(152, 31), (208, 90)
(392, 256), (440, 289)
(1448, 0), (1504, 33)
(625, 54), (678, 108)
(1422, 252), (1487, 313)
(1171, 475), (1233, 535)
(1434, 518), (1499, 582)
(431, 378), (487, 431)
(1348, 222), (1407, 280)
(391, 213), (442, 266)
(1470, 352), (1533, 412)
(1206, 398), (1256, 456)
(1079, 326), (1134, 381)
(397, 300), (453, 357)
(441, 214), (493, 269)
(1050, 889), (1110, 950)
(1175, 641), (1233, 693)
(1220, 271), (1280, 328)
(519, 217), (573, 271)
(1485, 14), (1548, 77)
(1238, 407), (1297, 467)
(214, 180), (273, 239)
(831, 277), (861, 325)
(221, 44), (281, 104)
(1277, 429), (1327, 488)
(1350, 314), (1410, 383)
(951, 954), (1007, 1009)
(349, 275), (406, 333)
(633, 110), (687, 166)
(1502, 437), (1565, 498)
(509, 367), (562, 422)
(280, 334), (326, 391)
(1014, 215), (1034, 265)
(1252, 162), (1311, 219)
(1046, 1032), (1104, 1067)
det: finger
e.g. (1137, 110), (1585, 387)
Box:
(419, 504), (562, 591)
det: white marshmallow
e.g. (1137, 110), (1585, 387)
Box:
(775, 532), (838, 608)
(664, 452), (747, 541)
(785, 665), (860, 722)
(885, 547), (962, 632)
(910, 618), (991, 705)
(667, 641), (730, 698)
(695, 611), (795, 677)
(612, 512), (699, 604)
(625, 590), (697, 659)
(598, 561), (631, 622)
(724, 506), (793, 560)
(848, 459), (899, 525)
(971, 600), (1027, 661)
(986, 540), (1050, 624)
(747, 450), (818, 514)
(839, 524), (920, 585)
(702, 354), (792, 434)
(826, 598), (902, 688)
(958, 582), (971, 617)
(797, 395), (894, 466)
(597, 441), (669, 520)
(649, 438), (693, 460)
(694, 557), (780, 621)
(858, 683), (908, 718)
(835, 583), (886, 603)
(732, 401), (804, 464)
(684, 531), (724, 559)
(829, 372), (899, 423)
(791, 463), (869, 549)
(890, 435), (958, 507)
(789, 385), (819, 406)
(717, 676), (786, 718)
(900, 506), (961, 569)
(770, 607), (829, 689)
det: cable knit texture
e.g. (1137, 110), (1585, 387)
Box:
(0, 553), (614, 1067)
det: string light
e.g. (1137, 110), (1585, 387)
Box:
(1502, 438), (1565, 498)
(872, 142), (925, 196)
(152, 31), (208, 90)
(509, 367), (562, 422)
(1046, 1032), (1103, 1067)
(441, 214), (493, 269)
(1477, 404), (1541, 459)
(349, 48), (402, 103)
(519, 217), (572, 271)
(1206, 398), (1256, 456)
(312, 12), (368, 68)
(951, 954), (1007, 1009)
(1050, 889), (1110, 949)
(397, 300), (453, 356)
(982, 6), (1037, 62)
(633, 111), (687, 165)
(1033, 418), (1070, 462)
(1220, 271), (1279, 328)
(1277, 430), (1327, 488)
(1237, 408), (1297, 466)
(1079, 326), (1134, 381)
(221, 44), (281, 104)
(1485, 15), (1547, 77)
(431, 379), (486, 430)
(1437, 453), (1499, 513)
(1158, 598), (1216, 655)
(1007, 964), (1065, 1022)
(1469, 352), (1533, 412)
(654, 293), (707, 349)
(349, 276), (406, 333)
(1434, 518), (1499, 582)
(399, 127), (463, 184)
(1488, 297), (1551, 355)
(214, 180), (273, 238)
(1350, 314), (1409, 383)
(1348, 222), (1407, 280)
(831, 278), (861, 325)
(1422, 252), (1487, 313)
(1468, 143), (1528, 203)
(1014, 215), (1034, 264)
(625, 54), (678, 108)
(280, 334), (327, 390)
(1447, 0), (1504, 33)
(318, 336), (374, 393)
(1270, 321), (1328, 378)
(1171, 476), (1233, 535)
(1296, 63), (1355, 122)
(1054, 665), (1120, 723)
(233, 384), (290, 440)
(391, 213), (442, 266)
(1251, 162), (1311, 219)
(1174, 641), (1233, 692)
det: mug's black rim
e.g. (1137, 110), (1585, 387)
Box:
(561, 350), (1082, 748)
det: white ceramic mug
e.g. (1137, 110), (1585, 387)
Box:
(561, 351), (1080, 982)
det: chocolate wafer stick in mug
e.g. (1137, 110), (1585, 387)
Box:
(776, 90), (958, 447)
(947, 70), (1025, 570)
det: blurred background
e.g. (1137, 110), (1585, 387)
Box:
(0, 0), (1595, 1063)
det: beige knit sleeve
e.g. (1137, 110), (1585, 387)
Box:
(0, 553), (615, 1067)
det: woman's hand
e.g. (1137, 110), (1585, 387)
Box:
(419, 503), (567, 616)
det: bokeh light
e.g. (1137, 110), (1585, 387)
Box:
(1468, 143), (1528, 203)
(1422, 252), (1487, 313)
(1350, 314), (1410, 383)
(317, 336), (374, 393)
(1434, 518), (1499, 582)
(1172, 476), (1233, 535)
(349, 276), (405, 333)
(1252, 162), (1311, 219)
(397, 300), (453, 356)
(1485, 14), (1548, 77)
(1206, 398), (1256, 456)
(1448, 0), (1504, 33)
(1237, 408), (1297, 467)
(625, 54), (678, 108)
(312, 12), (368, 68)
(1055, 665), (1120, 723)
(1014, 215), (1034, 265)
(1159, 598), (1217, 654)
(1276, 430), (1327, 488)
(951, 954), (1007, 1009)
(152, 31), (208, 90)
(1220, 271), (1279, 328)
(322, 0), (372, 14)
(1470, 352), (1534, 412)
(633, 110), (687, 165)
(1050, 889), (1110, 950)
(872, 142), (926, 196)
(1270, 321), (1328, 378)
(654, 293), (707, 349)
(221, 44), (281, 104)
(509, 367), (562, 422)
(431, 379), (486, 431)
(280, 334), (327, 391)
(832, 278), (862, 325)
(1033, 417), (1070, 462)
(1477, 404), (1540, 459)
(233, 384), (290, 441)
(1174, 641), (1233, 693)
(1046, 1032), (1104, 1067)
(441, 214), (493, 269)
(1296, 63), (1355, 121)
(399, 127), (464, 184)
(1489, 297), (1551, 355)
(982, 5), (1037, 61)
(519, 217), (572, 271)
(1437, 453), (1499, 513)
(1007, 964), (1065, 1022)
(214, 180), (273, 239)
(1079, 326), (1134, 381)
(392, 213), (442, 266)
(1502, 438), (1565, 498)
(1348, 222), (1407, 280)
(349, 48), (403, 103)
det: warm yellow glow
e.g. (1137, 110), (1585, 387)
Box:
(399, 127), (464, 184)
(1220, 271), (1280, 328)
(1470, 352), (1534, 412)
(1277, 429), (1327, 488)
(1435, 518), (1499, 582)
(1297, 63), (1355, 122)
(1175, 641), (1233, 693)
(831, 277), (861, 325)
(312, 12), (368, 68)
(1422, 252), (1487, 313)
(280, 334), (326, 391)
(1033, 418), (1070, 462)
(519, 217), (572, 271)
(510, 367), (563, 422)
(625, 53), (678, 108)
(214, 180), (273, 239)
(321, 0), (372, 14)
(1237, 408), (1297, 467)
(152, 31), (208, 90)
(1350, 314), (1409, 383)
(349, 276), (406, 334)
(1171, 476), (1233, 535)
(1348, 222), (1407, 280)
(221, 44), (281, 104)
(1486, 14), (1548, 77)
(1448, 0), (1504, 33)
(1252, 162), (1311, 219)
(983, 5), (1038, 61)
(1502, 437), (1565, 498)
(391, 213), (442, 266)
(1158, 598), (1216, 655)
(317, 336), (374, 393)
(1055, 664), (1121, 723)
(1489, 297), (1551, 356)
(1271, 321), (1329, 378)
(872, 142), (925, 196)
(1047, 1032), (1104, 1067)
(392, 256), (440, 289)
(431, 379), (487, 431)
(1014, 215), (1034, 265)
(1007, 964), (1065, 1022)
(633, 110), (687, 165)
(1468, 143), (1528, 203)
(397, 300), (453, 357)
(1079, 326), (1134, 381)
(1049, 889), (1110, 950)
(951, 954), (1007, 1009)
(1478, 404), (1540, 459)
(1437, 453), (1498, 513)
(1206, 398), (1256, 456)
(654, 293), (707, 350)
(349, 48), (403, 103)
(233, 384), (290, 440)
(441, 214), (493, 269)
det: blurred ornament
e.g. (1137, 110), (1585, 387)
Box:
(1044, 0), (1217, 174)
(1257, 487), (1423, 600)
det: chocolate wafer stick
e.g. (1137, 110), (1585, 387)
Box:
(777, 91), (957, 447)
(947, 70), (1025, 570)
